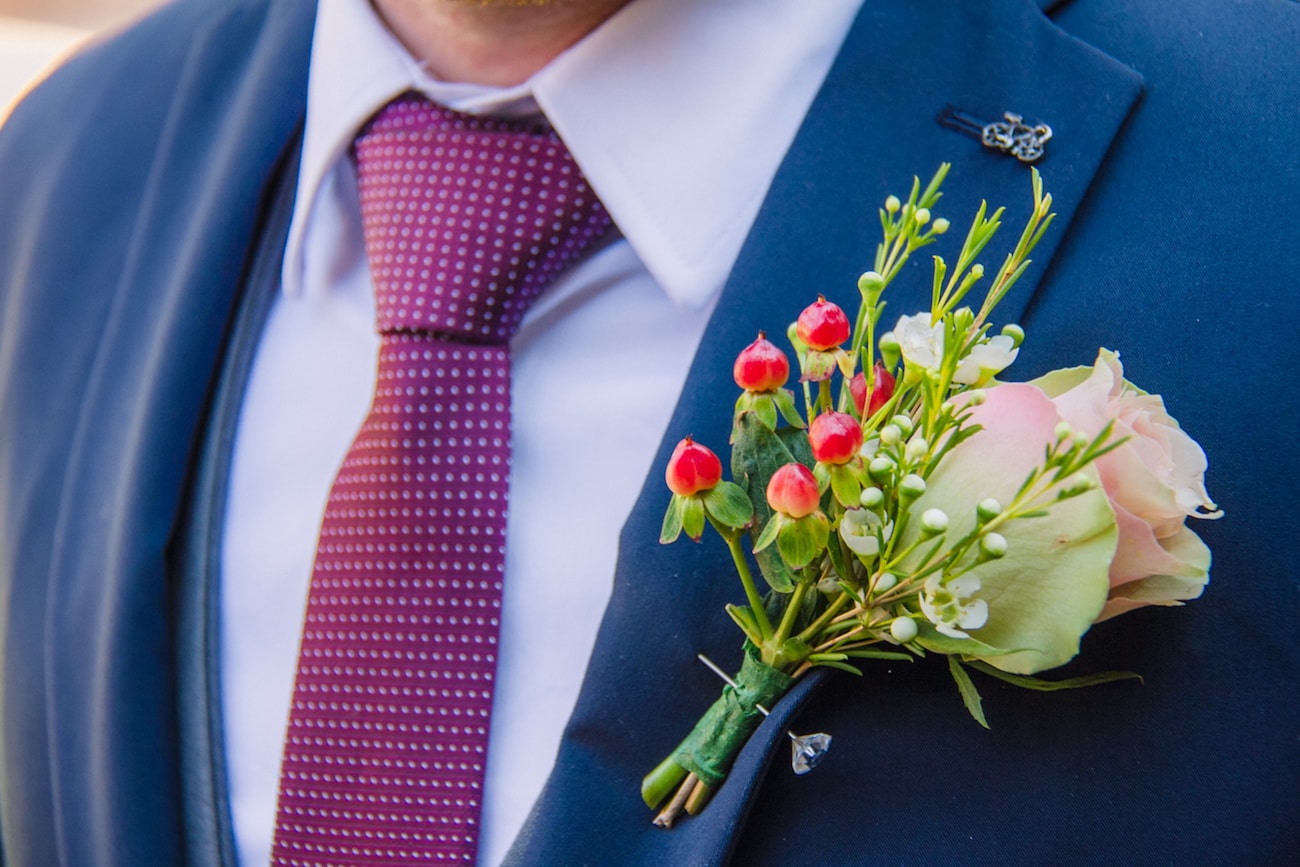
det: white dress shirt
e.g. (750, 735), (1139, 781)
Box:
(220, 0), (864, 863)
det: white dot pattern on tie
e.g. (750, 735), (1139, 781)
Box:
(271, 94), (610, 866)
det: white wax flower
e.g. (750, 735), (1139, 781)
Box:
(839, 507), (891, 557)
(921, 573), (989, 638)
(892, 312), (944, 371)
(955, 334), (1019, 385)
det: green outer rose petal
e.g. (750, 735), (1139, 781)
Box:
(901, 384), (1118, 675)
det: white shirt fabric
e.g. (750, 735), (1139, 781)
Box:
(219, 1), (864, 864)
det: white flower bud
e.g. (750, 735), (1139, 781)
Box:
(880, 424), (902, 446)
(885, 195), (901, 213)
(970, 263), (985, 279)
(1073, 430), (1091, 448)
(860, 486), (885, 510)
(976, 498), (1002, 523)
(914, 207), (931, 225)
(905, 436), (929, 461)
(1063, 472), (1095, 496)
(1054, 421), (1073, 441)
(967, 388), (986, 406)
(920, 508), (949, 535)
(873, 572), (898, 593)
(869, 456), (896, 482)
(932, 217), (950, 234)
(858, 271), (885, 295)
(890, 617), (919, 643)
(898, 473), (926, 501)
(890, 414), (914, 437)
(980, 532), (1008, 559)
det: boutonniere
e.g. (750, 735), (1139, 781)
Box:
(642, 166), (1222, 827)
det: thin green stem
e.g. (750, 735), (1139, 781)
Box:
(772, 580), (809, 647)
(725, 531), (773, 640)
(796, 590), (852, 645)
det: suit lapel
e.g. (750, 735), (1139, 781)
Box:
(16, 3), (317, 864)
(171, 132), (302, 867)
(511, 0), (1141, 862)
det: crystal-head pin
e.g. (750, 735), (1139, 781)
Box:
(697, 654), (832, 775)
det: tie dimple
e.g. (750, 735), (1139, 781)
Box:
(271, 94), (611, 866)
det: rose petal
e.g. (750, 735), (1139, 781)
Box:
(1108, 502), (1208, 587)
(901, 383), (1117, 674)
(1096, 524), (1210, 622)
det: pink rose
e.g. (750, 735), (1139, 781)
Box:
(1034, 349), (1221, 621)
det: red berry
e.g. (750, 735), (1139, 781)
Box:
(868, 363), (896, 416)
(851, 361), (897, 417)
(849, 371), (868, 414)
(766, 463), (820, 518)
(733, 332), (790, 392)
(665, 437), (722, 496)
(796, 297), (851, 351)
(809, 411), (863, 465)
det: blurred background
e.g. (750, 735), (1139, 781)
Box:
(1, 0), (163, 120)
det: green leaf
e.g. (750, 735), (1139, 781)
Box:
(825, 532), (850, 584)
(813, 659), (864, 676)
(809, 652), (847, 662)
(753, 394), (779, 431)
(948, 655), (989, 729)
(840, 649), (914, 662)
(703, 481), (754, 529)
(966, 660), (1143, 691)
(731, 413), (808, 592)
(812, 461), (831, 495)
(829, 464), (863, 508)
(773, 388), (806, 428)
(659, 494), (684, 544)
(752, 512), (782, 553)
(776, 513), (829, 570)
(774, 425), (815, 466)
(682, 495), (706, 542)
(725, 603), (764, 645)
(913, 622), (1021, 659)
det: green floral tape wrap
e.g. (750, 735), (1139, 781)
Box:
(670, 649), (795, 786)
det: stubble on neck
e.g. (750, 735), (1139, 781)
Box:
(373, 0), (633, 86)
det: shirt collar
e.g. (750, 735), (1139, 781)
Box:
(283, 0), (865, 308)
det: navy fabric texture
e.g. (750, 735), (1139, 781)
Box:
(0, 0), (1295, 864)
(0, 1), (315, 864)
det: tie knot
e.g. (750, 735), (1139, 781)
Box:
(354, 94), (610, 344)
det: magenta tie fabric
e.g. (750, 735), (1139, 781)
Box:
(270, 94), (610, 866)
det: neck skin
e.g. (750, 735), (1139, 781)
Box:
(373, 0), (634, 86)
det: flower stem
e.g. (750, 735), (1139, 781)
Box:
(725, 530), (774, 641)
(653, 772), (698, 829)
(772, 580), (809, 647)
(818, 379), (833, 414)
(796, 590), (852, 645)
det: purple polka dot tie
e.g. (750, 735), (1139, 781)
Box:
(270, 94), (610, 866)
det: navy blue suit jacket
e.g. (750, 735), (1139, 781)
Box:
(0, 0), (1296, 864)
